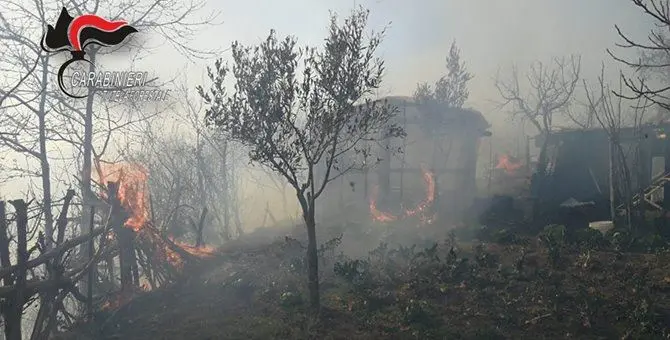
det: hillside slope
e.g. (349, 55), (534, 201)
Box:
(58, 226), (670, 340)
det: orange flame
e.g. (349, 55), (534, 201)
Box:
(94, 160), (221, 311)
(369, 187), (397, 222)
(495, 154), (523, 174)
(95, 161), (149, 231)
(404, 168), (435, 217)
(369, 165), (436, 225)
(169, 237), (217, 257)
(94, 160), (218, 268)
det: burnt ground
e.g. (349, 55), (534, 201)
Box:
(57, 223), (670, 340)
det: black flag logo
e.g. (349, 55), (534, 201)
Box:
(41, 7), (138, 98)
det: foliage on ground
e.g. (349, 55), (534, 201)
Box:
(58, 222), (670, 340)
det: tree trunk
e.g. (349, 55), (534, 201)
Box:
(220, 141), (231, 238)
(196, 136), (206, 203)
(532, 131), (551, 223)
(525, 136), (531, 175)
(609, 138), (616, 222)
(195, 137), (209, 240)
(636, 137), (648, 230)
(536, 132), (550, 176)
(229, 153), (244, 237)
(109, 182), (135, 291)
(80, 51), (98, 260)
(6, 200), (28, 340)
(78, 52), (98, 295)
(299, 194), (320, 311)
(38, 54), (53, 250)
(615, 141), (634, 230)
(0, 202), (13, 340)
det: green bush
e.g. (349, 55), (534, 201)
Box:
(539, 224), (566, 266)
(573, 227), (609, 249)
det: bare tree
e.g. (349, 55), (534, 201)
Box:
(197, 7), (402, 309)
(0, 0), (220, 336)
(0, 1), (58, 250)
(608, 0), (670, 115)
(42, 0), (220, 265)
(126, 80), (240, 244)
(584, 67), (648, 230)
(495, 55), (581, 175)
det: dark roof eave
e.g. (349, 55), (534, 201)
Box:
(362, 96), (489, 130)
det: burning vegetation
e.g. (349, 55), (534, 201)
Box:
(93, 161), (218, 309)
(369, 166), (436, 225)
(95, 161), (150, 231)
(6, 2), (670, 339)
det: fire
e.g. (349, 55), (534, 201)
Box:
(94, 160), (222, 310)
(369, 187), (397, 222)
(169, 237), (217, 257)
(404, 168), (435, 217)
(100, 281), (151, 311)
(369, 166), (436, 225)
(496, 154), (523, 174)
(95, 161), (150, 231)
(94, 160), (219, 272)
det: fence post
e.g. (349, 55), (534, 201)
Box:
(6, 200), (28, 340)
(108, 182), (136, 292)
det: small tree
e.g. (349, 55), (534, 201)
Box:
(197, 7), (402, 309)
(414, 41), (473, 131)
(495, 56), (581, 175)
(584, 68), (647, 229)
(415, 41), (472, 108)
(495, 56), (580, 222)
(412, 41), (473, 190)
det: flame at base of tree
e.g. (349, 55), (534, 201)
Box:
(94, 161), (218, 310)
(95, 161), (150, 231)
(369, 166), (436, 225)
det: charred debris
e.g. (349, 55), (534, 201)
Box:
(486, 123), (670, 238)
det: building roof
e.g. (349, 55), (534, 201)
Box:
(534, 123), (670, 147)
(367, 95), (490, 131)
(545, 122), (670, 136)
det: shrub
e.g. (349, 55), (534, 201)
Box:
(539, 224), (566, 266)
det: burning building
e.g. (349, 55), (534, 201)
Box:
(320, 96), (490, 223)
(532, 123), (670, 223)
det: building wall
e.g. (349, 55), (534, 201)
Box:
(316, 100), (486, 221)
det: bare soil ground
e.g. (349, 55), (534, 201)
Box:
(57, 224), (670, 340)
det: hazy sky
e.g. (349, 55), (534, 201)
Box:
(139, 0), (654, 227)
(0, 0), (657, 221)
(150, 0), (654, 133)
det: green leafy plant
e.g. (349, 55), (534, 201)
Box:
(539, 224), (566, 267)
